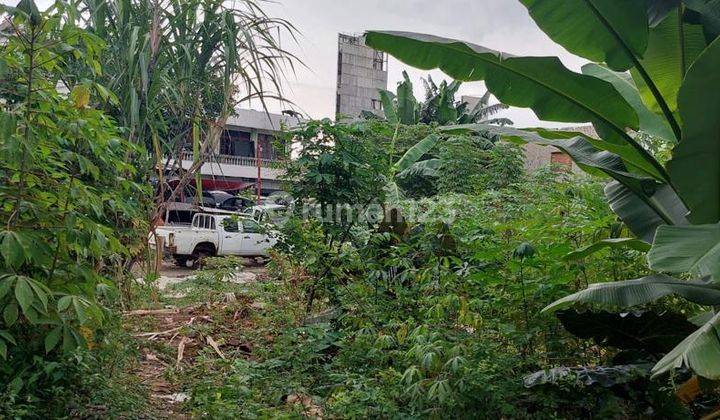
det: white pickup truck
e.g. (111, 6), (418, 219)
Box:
(152, 213), (277, 267)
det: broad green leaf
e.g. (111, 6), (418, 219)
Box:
(393, 134), (439, 173)
(648, 223), (720, 280)
(379, 90), (398, 125)
(1, 231), (25, 268)
(564, 238), (651, 261)
(70, 85), (91, 109)
(669, 36), (720, 224)
(582, 63), (676, 142)
(520, 0), (648, 71)
(631, 13), (707, 116)
(364, 31), (663, 179)
(3, 303), (18, 326)
(384, 180), (404, 205)
(689, 310), (715, 326)
(0, 340), (6, 360)
(45, 326), (62, 354)
(604, 181), (688, 243)
(17, 0), (41, 26)
(525, 364), (652, 388)
(646, 0), (681, 27)
(14, 277), (34, 315)
(397, 159), (441, 179)
(73, 298), (89, 324)
(364, 32), (639, 133)
(62, 326), (77, 353)
(652, 311), (720, 379)
(0, 330), (15, 345)
(57, 295), (72, 312)
(543, 275), (720, 312)
(26, 278), (48, 312)
(397, 71), (418, 124)
(685, 0), (720, 41)
(0, 275), (14, 300)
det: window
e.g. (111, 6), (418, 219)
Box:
(222, 218), (239, 232)
(194, 215), (216, 230)
(242, 218), (261, 234)
(371, 99), (382, 110)
(220, 130), (253, 157)
(373, 51), (385, 70)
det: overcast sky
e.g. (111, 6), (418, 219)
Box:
(5, 0), (590, 127)
(258, 0), (589, 127)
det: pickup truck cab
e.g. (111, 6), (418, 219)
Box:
(153, 213), (277, 267)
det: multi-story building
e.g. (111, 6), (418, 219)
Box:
(172, 109), (300, 196)
(336, 33), (389, 119)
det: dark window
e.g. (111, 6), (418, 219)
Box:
(222, 218), (239, 232)
(371, 99), (382, 110)
(336, 94), (341, 115)
(242, 218), (261, 233)
(220, 130), (253, 156)
(373, 51), (385, 70)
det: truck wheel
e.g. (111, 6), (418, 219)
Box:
(174, 256), (189, 267)
(190, 250), (211, 269)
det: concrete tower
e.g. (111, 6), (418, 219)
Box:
(336, 33), (388, 119)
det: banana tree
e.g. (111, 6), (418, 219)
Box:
(379, 70), (420, 125)
(366, 0), (720, 379)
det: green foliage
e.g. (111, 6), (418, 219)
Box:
(228, 170), (689, 417)
(0, 2), (147, 412)
(282, 119), (388, 225)
(435, 136), (524, 194)
(376, 71), (512, 127)
(366, 0), (720, 381)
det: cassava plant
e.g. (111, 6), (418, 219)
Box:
(0, 0), (146, 379)
(366, 0), (720, 379)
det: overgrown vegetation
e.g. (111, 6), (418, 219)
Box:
(3, 0), (720, 417)
(0, 3), (147, 414)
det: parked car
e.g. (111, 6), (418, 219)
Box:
(207, 190), (255, 212)
(151, 213), (277, 267)
(245, 204), (289, 225)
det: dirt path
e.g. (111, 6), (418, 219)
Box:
(125, 261), (268, 418)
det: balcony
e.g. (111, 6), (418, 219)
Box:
(173, 151), (284, 180)
(178, 151), (281, 168)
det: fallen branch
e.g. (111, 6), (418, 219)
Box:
(206, 335), (226, 359)
(177, 337), (188, 366)
(133, 326), (182, 339)
(123, 308), (180, 316)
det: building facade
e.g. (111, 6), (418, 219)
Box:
(173, 109), (300, 195)
(522, 125), (598, 173)
(336, 33), (388, 119)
